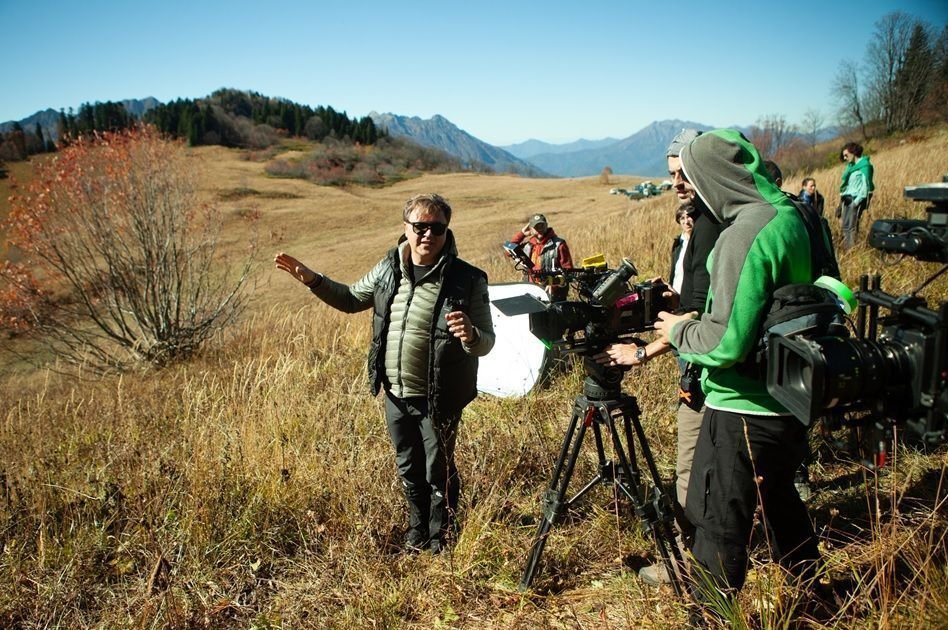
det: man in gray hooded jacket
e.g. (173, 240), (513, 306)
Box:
(654, 130), (821, 603)
(275, 193), (495, 553)
(595, 128), (725, 587)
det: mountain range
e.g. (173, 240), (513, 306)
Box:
(368, 112), (547, 177)
(2, 93), (837, 179)
(0, 98), (160, 143)
(501, 137), (621, 159)
(511, 120), (714, 177)
(368, 113), (719, 178)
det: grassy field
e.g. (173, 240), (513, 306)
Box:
(1, 130), (946, 628)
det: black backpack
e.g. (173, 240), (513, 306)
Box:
(739, 193), (848, 376)
(789, 195), (841, 281)
(764, 283), (847, 342)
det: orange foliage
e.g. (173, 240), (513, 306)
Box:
(0, 260), (42, 332)
(2, 127), (187, 332)
(0, 125), (251, 370)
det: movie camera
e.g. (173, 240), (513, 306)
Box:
(496, 255), (672, 353)
(768, 181), (948, 458)
(532, 259), (670, 350)
(494, 256), (685, 592)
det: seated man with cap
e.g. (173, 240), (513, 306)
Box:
(508, 213), (574, 301)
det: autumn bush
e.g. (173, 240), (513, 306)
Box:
(265, 136), (469, 187)
(0, 126), (254, 373)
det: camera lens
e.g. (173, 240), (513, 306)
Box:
(769, 333), (917, 425)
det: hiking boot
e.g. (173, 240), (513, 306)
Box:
(404, 528), (429, 553)
(638, 562), (671, 587)
(795, 480), (813, 501)
(794, 471), (813, 501)
(794, 462), (814, 501)
(429, 537), (445, 555)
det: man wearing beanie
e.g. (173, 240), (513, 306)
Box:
(595, 128), (724, 586)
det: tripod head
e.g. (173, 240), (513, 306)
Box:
(581, 355), (628, 401)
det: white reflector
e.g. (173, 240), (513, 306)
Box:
(477, 283), (550, 398)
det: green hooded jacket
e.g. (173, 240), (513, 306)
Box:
(840, 155), (874, 196)
(839, 161), (856, 192)
(670, 129), (814, 415)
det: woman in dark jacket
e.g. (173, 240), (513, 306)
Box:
(800, 177), (825, 217)
(669, 202), (694, 295)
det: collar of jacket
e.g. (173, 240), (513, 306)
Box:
(534, 227), (560, 244)
(395, 229), (458, 270)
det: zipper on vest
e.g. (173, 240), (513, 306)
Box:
(395, 282), (414, 394)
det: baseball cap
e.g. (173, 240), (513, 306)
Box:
(527, 213), (547, 229)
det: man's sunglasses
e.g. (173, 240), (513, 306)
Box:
(406, 221), (448, 236)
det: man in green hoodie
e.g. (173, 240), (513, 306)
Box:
(654, 130), (821, 602)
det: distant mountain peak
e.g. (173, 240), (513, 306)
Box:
(370, 112), (547, 177)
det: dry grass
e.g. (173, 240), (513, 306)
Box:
(1, 131), (946, 627)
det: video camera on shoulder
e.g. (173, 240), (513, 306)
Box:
(767, 179), (948, 449)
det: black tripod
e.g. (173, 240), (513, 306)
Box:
(519, 358), (685, 594)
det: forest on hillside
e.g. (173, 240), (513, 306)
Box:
(0, 89), (467, 186)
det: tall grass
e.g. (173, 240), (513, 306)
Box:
(1, 129), (946, 627)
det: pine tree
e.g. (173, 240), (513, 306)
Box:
(893, 23), (933, 130)
(57, 109), (69, 146)
(78, 103), (95, 135)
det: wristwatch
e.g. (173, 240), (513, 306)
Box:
(634, 346), (648, 364)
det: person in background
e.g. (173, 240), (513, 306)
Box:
(800, 177), (825, 217)
(274, 193), (495, 554)
(838, 142), (875, 250)
(763, 159), (783, 188)
(670, 202), (695, 296)
(508, 213), (574, 301)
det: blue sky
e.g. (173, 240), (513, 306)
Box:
(2, 1), (945, 146)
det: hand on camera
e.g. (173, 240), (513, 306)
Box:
(650, 275), (681, 307)
(654, 310), (697, 343)
(593, 343), (639, 367)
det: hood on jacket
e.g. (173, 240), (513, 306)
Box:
(679, 129), (788, 225)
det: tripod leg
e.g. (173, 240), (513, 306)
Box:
(520, 404), (593, 590)
(621, 402), (686, 595)
(563, 419), (612, 505)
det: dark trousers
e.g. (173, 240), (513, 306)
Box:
(685, 408), (820, 594)
(841, 197), (868, 250)
(384, 392), (461, 544)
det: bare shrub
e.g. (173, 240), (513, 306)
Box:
(264, 136), (465, 187)
(0, 126), (254, 373)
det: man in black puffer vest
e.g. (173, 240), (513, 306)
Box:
(275, 194), (495, 553)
